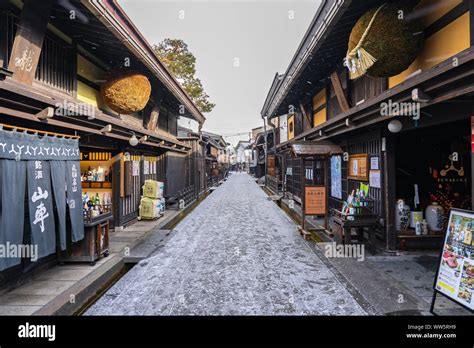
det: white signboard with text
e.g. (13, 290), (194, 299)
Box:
(434, 209), (474, 311)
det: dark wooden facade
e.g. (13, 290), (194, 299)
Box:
(0, 0), (206, 283)
(262, 0), (474, 251)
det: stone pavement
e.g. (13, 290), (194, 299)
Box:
(0, 209), (181, 315)
(86, 173), (368, 315)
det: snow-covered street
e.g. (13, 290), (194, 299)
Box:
(86, 173), (366, 315)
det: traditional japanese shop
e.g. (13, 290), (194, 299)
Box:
(80, 151), (114, 221)
(327, 130), (385, 246)
(391, 109), (473, 249)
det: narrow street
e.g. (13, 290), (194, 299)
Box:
(86, 173), (366, 315)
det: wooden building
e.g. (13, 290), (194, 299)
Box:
(253, 129), (275, 180)
(177, 126), (207, 199)
(261, 0), (474, 251)
(0, 0), (205, 279)
(201, 131), (226, 185)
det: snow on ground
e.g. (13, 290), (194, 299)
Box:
(86, 173), (366, 315)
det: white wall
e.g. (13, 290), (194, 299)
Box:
(279, 115), (288, 144)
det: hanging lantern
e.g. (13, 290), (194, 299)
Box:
(101, 70), (151, 114)
(344, 1), (424, 80)
(388, 119), (403, 133)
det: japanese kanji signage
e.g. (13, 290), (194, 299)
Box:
(66, 161), (84, 243)
(305, 186), (326, 215)
(27, 160), (55, 258)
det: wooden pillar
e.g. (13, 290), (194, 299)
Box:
(0, 4), (8, 68)
(330, 71), (350, 113)
(324, 157), (329, 230)
(469, 0), (474, 46)
(112, 157), (122, 228)
(71, 42), (78, 98)
(299, 103), (312, 132)
(301, 157), (306, 230)
(471, 116), (474, 210)
(8, 0), (54, 85)
(384, 134), (397, 251)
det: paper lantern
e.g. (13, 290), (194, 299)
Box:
(345, 2), (424, 79)
(101, 71), (151, 114)
(388, 119), (403, 133)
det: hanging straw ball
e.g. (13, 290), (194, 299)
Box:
(346, 2), (424, 79)
(101, 70), (151, 114)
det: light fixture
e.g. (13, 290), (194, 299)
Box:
(412, 88), (431, 103)
(129, 132), (139, 146)
(388, 119), (403, 133)
(36, 107), (55, 120)
(100, 124), (112, 134)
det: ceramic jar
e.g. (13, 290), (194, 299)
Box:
(425, 202), (445, 232)
(395, 199), (410, 232)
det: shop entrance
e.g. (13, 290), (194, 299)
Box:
(394, 119), (472, 249)
(80, 151), (114, 222)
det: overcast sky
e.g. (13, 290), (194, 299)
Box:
(120, 0), (320, 145)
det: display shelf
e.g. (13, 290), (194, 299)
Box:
(398, 228), (445, 238)
(82, 181), (112, 189)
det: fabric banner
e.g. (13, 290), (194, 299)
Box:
(50, 161), (67, 251)
(27, 160), (56, 259)
(0, 129), (84, 271)
(0, 129), (80, 161)
(0, 160), (27, 271)
(66, 161), (84, 242)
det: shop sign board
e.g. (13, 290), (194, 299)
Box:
(348, 154), (368, 181)
(305, 186), (326, 215)
(434, 209), (474, 312)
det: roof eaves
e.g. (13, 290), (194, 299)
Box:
(265, 0), (351, 118)
(82, 0), (206, 125)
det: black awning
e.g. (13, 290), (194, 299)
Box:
(290, 140), (343, 158)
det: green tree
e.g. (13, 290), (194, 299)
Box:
(154, 38), (215, 113)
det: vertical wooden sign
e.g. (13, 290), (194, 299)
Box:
(7, 0), (54, 85)
(147, 105), (160, 132)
